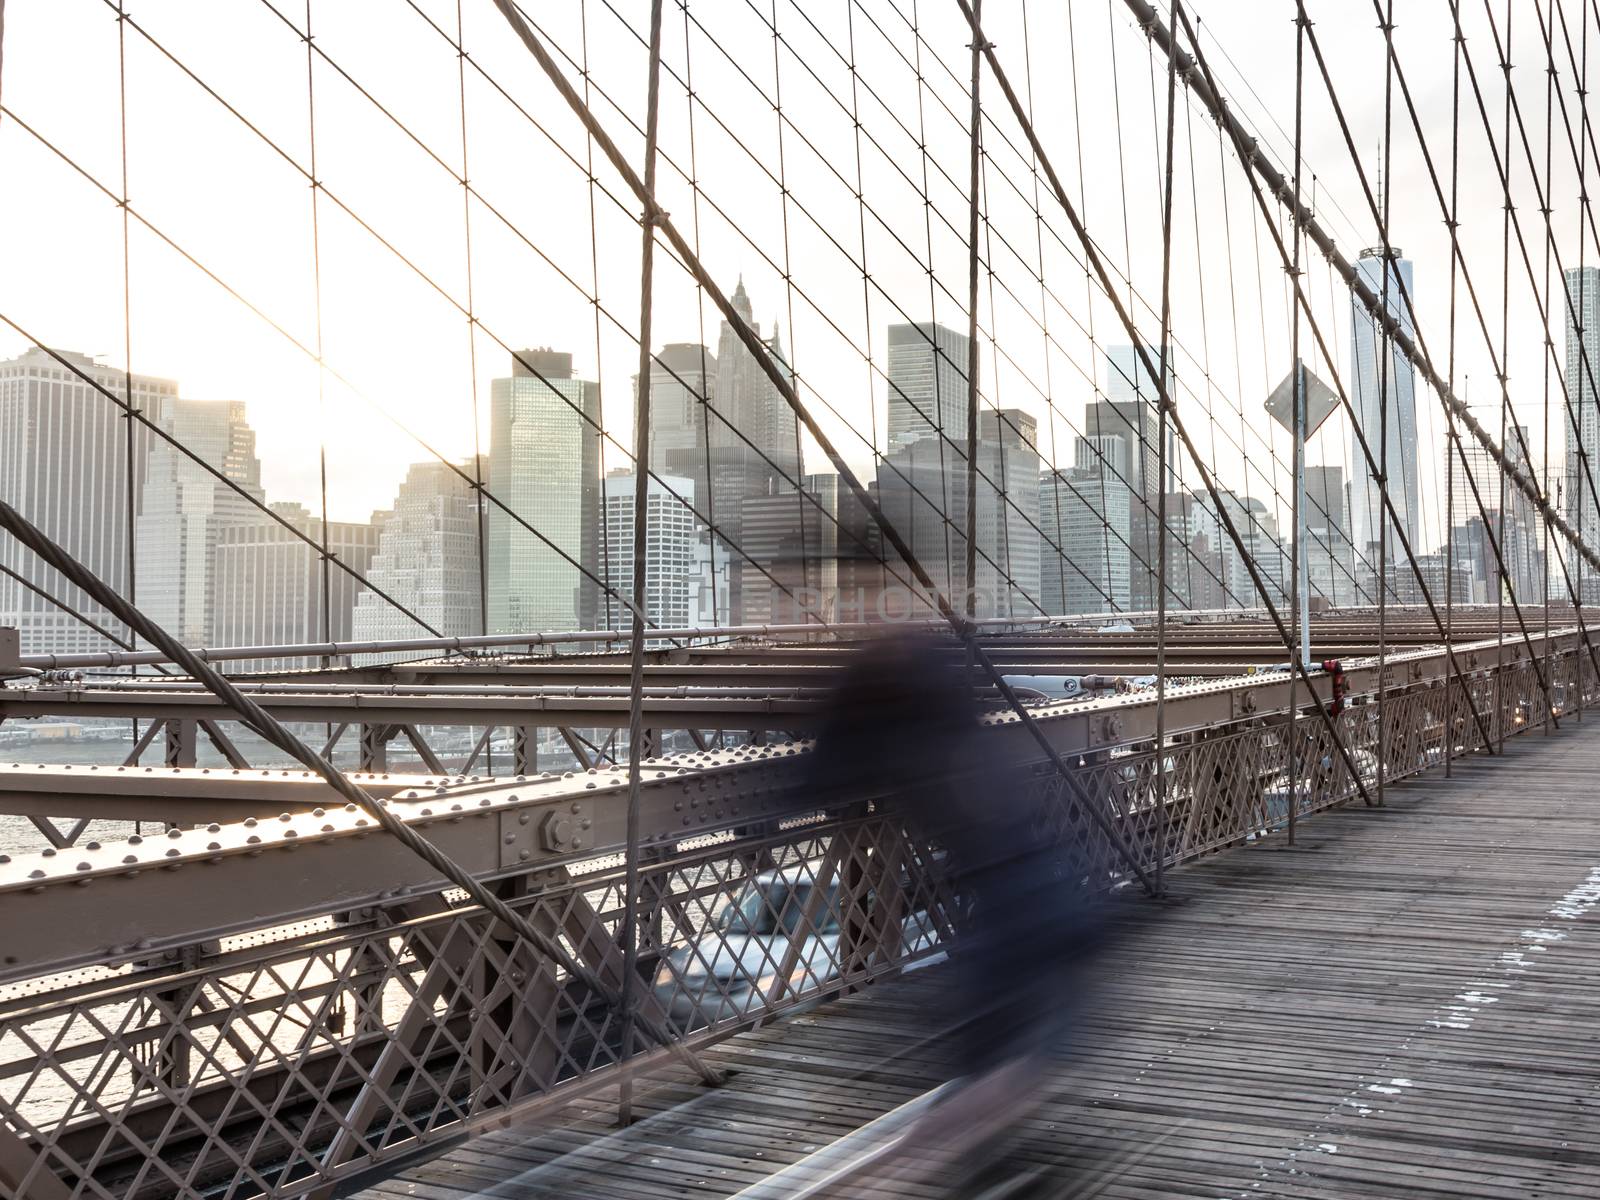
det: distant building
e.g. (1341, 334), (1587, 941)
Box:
(1449, 421), (1543, 604)
(1040, 467), (1131, 615)
(1304, 464), (1356, 607)
(708, 281), (803, 619)
(212, 503), (379, 671)
(487, 349), (601, 635)
(637, 342), (716, 525)
(603, 473), (698, 640)
(689, 535), (732, 627)
(0, 348), (175, 653)
(738, 481), (837, 626)
(351, 460), (484, 661)
(1348, 249), (1420, 567)
(878, 405), (1041, 619)
(972, 409), (1041, 617)
(1085, 345), (1176, 610)
(1566, 268), (1600, 595)
(832, 481), (891, 623)
(136, 399), (264, 647)
(886, 321), (972, 453)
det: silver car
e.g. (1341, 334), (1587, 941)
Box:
(653, 867), (941, 1029)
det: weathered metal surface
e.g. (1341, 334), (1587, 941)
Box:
(0, 625), (1588, 1200)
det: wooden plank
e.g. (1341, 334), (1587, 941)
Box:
(349, 718), (1600, 1198)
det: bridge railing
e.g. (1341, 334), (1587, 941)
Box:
(0, 628), (1590, 1199)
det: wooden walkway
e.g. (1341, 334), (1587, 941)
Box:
(348, 719), (1600, 1198)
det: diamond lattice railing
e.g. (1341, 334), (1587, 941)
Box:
(0, 645), (1592, 1199)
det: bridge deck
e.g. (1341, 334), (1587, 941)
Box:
(349, 718), (1600, 1198)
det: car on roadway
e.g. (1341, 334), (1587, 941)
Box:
(652, 866), (942, 1030)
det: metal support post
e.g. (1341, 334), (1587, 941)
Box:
(618, 0), (668, 1128)
(358, 723), (394, 773)
(513, 724), (536, 776)
(163, 719), (197, 770)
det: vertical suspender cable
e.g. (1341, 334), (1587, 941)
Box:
(456, 0), (489, 645)
(1154, 0), (1179, 888)
(1447, 1), (1464, 771)
(618, 0), (666, 1128)
(1376, 0), (1395, 804)
(581, 0), (616, 637)
(682, 1), (720, 631)
(455, 0), (491, 771)
(304, 0), (333, 669)
(1499, 1), (1514, 743)
(1540, 1), (1555, 729)
(493, 0), (1169, 889)
(950, 0), (1375, 809)
(115, 0), (143, 763)
(1578, 0), (1590, 716)
(964, 0), (983, 619)
(1288, 0), (1307, 844)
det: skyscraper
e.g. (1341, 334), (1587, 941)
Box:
(636, 342), (716, 524)
(1564, 265), (1600, 598)
(878, 403), (1040, 619)
(136, 399), (264, 646)
(1304, 465), (1355, 606)
(708, 280), (803, 619)
(1348, 249), (1420, 568)
(972, 409), (1041, 617)
(487, 349), (602, 635)
(603, 473), (698, 641)
(351, 459), (484, 659)
(737, 481), (836, 625)
(885, 322), (972, 453)
(0, 348), (174, 653)
(1450, 421), (1542, 603)
(211, 502), (379, 671)
(1085, 345), (1175, 609)
(1040, 467), (1131, 615)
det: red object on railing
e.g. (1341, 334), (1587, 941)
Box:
(1321, 659), (1348, 716)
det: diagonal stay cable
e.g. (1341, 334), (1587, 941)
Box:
(1120, 1), (1600, 583)
(0, 494), (722, 1088)
(581, 0), (1319, 612)
(659, 0), (1351, 609)
(1296, 4), (1563, 723)
(490, 0), (1160, 893)
(956, 0), (1375, 808)
(1197, 11), (1505, 751)
(1360, 3), (1600, 704)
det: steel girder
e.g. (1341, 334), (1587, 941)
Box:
(0, 624), (1584, 985)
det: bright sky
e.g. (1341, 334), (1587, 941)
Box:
(0, 0), (1587, 571)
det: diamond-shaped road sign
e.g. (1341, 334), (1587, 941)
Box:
(1264, 361), (1340, 438)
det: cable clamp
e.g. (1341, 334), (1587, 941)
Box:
(640, 202), (670, 227)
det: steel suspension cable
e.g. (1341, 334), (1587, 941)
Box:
(677, 0), (1356, 611)
(491, 0), (1161, 892)
(455, 0), (491, 653)
(0, 495), (721, 1086)
(954, 0), (1376, 807)
(1154, 0), (1179, 890)
(1300, 9), (1589, 711)
(617, 0), (666, 1126)
(1119, 2), (1600, 586)
(1288, 0), (1307, 843)
(964, 0), (983, 619)
(1159, 13), (1501, 752)
(0, 319), (444, 640)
